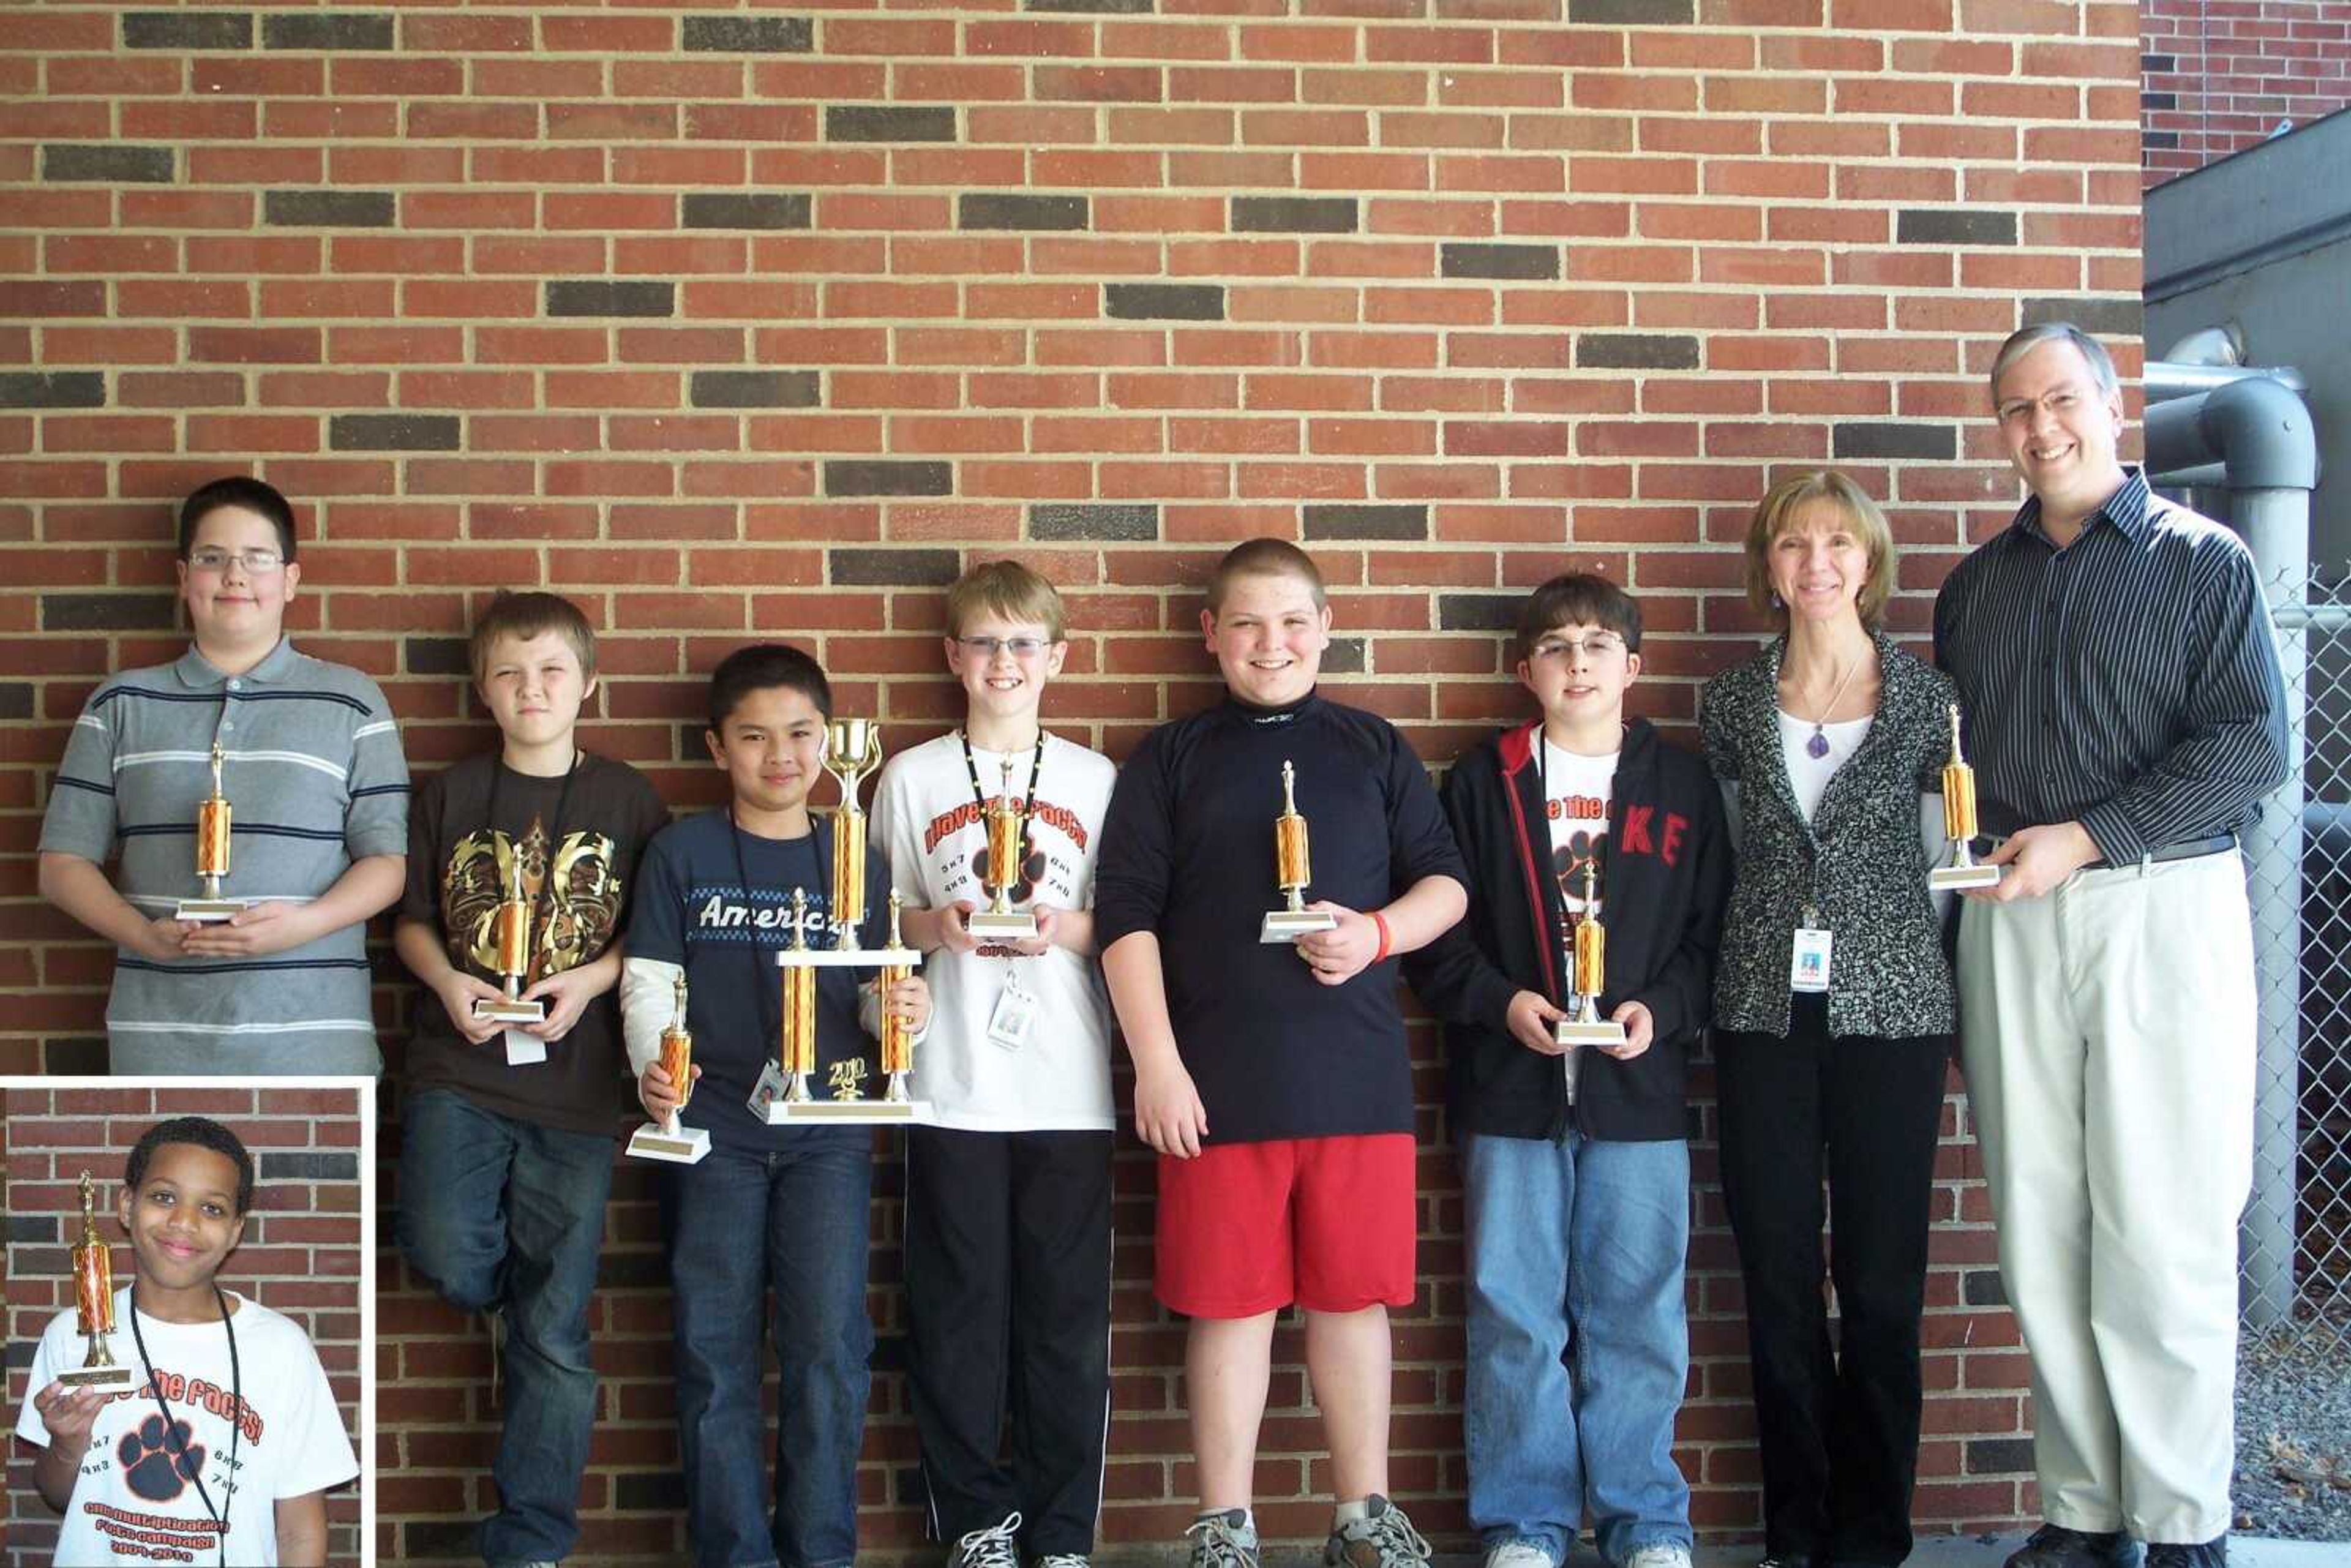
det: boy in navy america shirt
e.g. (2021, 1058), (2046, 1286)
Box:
(1095, 539), (1468, 1568)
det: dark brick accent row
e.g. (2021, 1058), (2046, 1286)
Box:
(262, 12), (394, 49)
(1302, 503), (1428, 541)
(829, 546), (961, 583)
(2143, 91), (2177, 111)
(961, 193), (1090, 231)
(123, 11), (252, 48)
(547, 281), (675, 318)
(1030, 503), (1157, 541)
(1026, 0), (1152, 12)
(405, 637), (472, 677)
(44, 595), (178, 632)
(42, 145), (173, 184)
(1105, 283), (1224, 321)
(1895, 209), (2017, 246)
(5, 1212), (57, 1244)
(681, 193), (811, 230)
(1832, 422), (1955, 461)
(1577, 333), (1700, 370)
(1321, 637), (1367, 674)
(261, 1151), (359, 1179)
(0, 372), (105, 408)
(1442, 242), (1559, 281)
(2143, 53), (2177, 72)
(265, 189), (395, 227)
(681, 16), (812, 51)
(2143, 130), (2180, 151)
(1232, 197), (1357, 234)
(826, 106), (957, 143)
(690, 370), (822, 408)
(2024, 295), (2142, 337)
(1569, 0), (1692, 20)
(1438, 594), (1519, 632)
(1967, 1438), (2034, 1475)
(329, 414), (460, 452)
(1963, 1269), (2008, 1307)
(0, 683), (32, 721)
(824, 462), (953, 498)
(615, 1470), (688, 1511)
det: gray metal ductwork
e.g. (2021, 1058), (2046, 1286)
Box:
(2147, 373), (2322, 493)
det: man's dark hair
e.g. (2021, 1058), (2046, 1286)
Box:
(178, 476), (298, 561)
(1515, 572), (1643, 663)
(707, 643), (833, 733)
(124, 1116), (256, 1217)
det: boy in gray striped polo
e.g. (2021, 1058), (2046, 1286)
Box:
(36, 476), (408, 1075)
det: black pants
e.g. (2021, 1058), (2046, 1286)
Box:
(904, 1124), (1114, 1556)
(1715, 995), (1951, 1568)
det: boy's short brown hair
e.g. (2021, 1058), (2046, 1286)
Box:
(469, 591), (598, 686)
(1515, 572), (1643, 663)
(944, 559), (1067, 641)
(1205, 538), (1326, 613)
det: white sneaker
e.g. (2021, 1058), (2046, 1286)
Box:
(1624, 1545), (1694, 1568)
(1485, 1544), (1559, 1568)
(948, 1514), (1024, 1568)
(1034, 1557), (1090, 1568)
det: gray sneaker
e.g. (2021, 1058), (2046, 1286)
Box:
(1325, 1496), (1433, 1568)
(1187, 1509), (1262, 1568)
(1033, 1557), (1090, 1568)
(948, 1513), (1023, 1568)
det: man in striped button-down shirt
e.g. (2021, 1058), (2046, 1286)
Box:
(1935, 324), (2287, 1568)
(37, 476), (408, 1075)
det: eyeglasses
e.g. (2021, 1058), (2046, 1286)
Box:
(956, 636), (1051, 661)
(186, 547), (285, 576)
(1529, 633), (1627, 662)
(1995, 385), (2094, 426)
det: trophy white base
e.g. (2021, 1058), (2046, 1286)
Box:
(58, 1363), (138, 1390)
(1261, 909), (1340, 942)
(1929, 863), (2003, 890)
(966, 909), (1039, 941)
(627, 1119), (711, 1165)
(1554, 1018), (1628, 1048)
(473, 997), (547, 1025)
(774, 947), (921, 969)
(174, 898), (247, 924)
(759, 1098), (926, 1125)
(503, 1029), (547, 1067)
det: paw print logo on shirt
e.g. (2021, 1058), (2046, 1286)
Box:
(118, 1412), (204, 1502)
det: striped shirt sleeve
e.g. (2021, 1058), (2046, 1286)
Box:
(37, 686), (121, 863)
(343, 677), (411, 860)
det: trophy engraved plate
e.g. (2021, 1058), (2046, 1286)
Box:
(629, 973), (711, 1164)
(1929, 703), (2003, 891)
(758, 887), (926, 1125)
(823, 718), (883, 951)
(1554, 860), (1628, 1048)
(967, 756), (1040, 941)
(1261, 759), (1342, 943)
(175, 740), (249, 923)
(58, 1172), (135, 1390)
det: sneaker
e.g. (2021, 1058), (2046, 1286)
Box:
(1325, 1496), (1433, 1568)
(1187, 1509), (1261, 1568)
(949, 1514), (1024, 1568)
(2144, 1542), (2226, 1568)
(1483, 1543), (1558, 1568)
(1625, 1547), (1694, 1568)
(2005, 1524), (2145, 1568)
(1033, 1557), (1091, 1568)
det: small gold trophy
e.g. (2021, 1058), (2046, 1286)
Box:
(877, 893), (916, 1105)
(1554, 860), (1627, 1048)
(967, 757), (1040, 942)
(175, 740), (247, 923)
(59, 1171), (135, 1390)
(823, 718), (883, 951)
(1929, 703), (2002, 890)
(1260, 759), (1341, 943)
(628, 974), (711, 1163)
(751, 887), (928, 1125)
(474, 847), (550, 1033)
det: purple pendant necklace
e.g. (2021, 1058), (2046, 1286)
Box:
(1799, 654), (1863, 760)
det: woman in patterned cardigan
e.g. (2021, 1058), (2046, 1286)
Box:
(1697, 471), (1959, 1568)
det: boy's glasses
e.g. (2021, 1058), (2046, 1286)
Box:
(1530, 633), (1627, 662)
(185, 547), (285, 576)
(956, 636), (1051, 661)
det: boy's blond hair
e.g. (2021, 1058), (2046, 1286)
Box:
(945, 559), (1067, 641)
(469, 591), (599, 685)
(1205, 538), (1326, 613)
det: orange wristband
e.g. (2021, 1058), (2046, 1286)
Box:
(1371, 910), (1393, 963)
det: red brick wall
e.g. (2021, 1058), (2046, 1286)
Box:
(1, 1082), (367, 1567)
(2143, 0), (2351, 185)
(0, 0), (2148, 1559)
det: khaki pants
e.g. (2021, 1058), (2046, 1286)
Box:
(1957, 850), (2255, 1545)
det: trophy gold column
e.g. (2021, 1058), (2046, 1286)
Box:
(877, 893), (915, 1103)
(1554, 860), (1628, 1047)
(823, 718), (882, 950)
(966, 759), (1039, 940)
(176, 740), (247, 923)
(753, 861), (929, 1124)
(1929, 703), (2003, 890)
(475, 846), (550, 1029)
(1260, 759), (1341, 942)
(58, 1172), (135, 1390)
(629, 973), (712, 1164)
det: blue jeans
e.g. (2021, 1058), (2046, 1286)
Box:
(664, 1131), (874, 1568)
(397, 1088), (617, 1568)
(1463, 1130), (1693, 1566)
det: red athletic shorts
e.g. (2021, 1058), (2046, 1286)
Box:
(1153, 1132), (1418, 1318)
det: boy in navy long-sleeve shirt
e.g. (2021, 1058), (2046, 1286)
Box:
(1096, 539), (1468, 1568)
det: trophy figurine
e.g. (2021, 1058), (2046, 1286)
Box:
(629, 974), (711, 1165)
(823, 718), (883, 951)
(1554, 860), (1628, 1048)
(1929, 703), (2003, 890)
(753, 885), (929, 1125)
(58, 1171), (135, 1390)
(967, 757), (1040, 941)
(1260, 760), (1342, 943)
(175, 740), (247, 923)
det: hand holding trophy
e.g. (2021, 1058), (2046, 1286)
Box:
(58, 1171), (135, 1390)
(1929, 703), (2003, 891)
(629, 974), (711, 1165)
(1260, 760), (1341, 943)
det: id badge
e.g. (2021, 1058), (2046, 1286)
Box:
(1790, 927), (1832, 993)
(503, 1028), (547, 1067)
(986, 977), (1038, 1052)
(749, 1059), (789, 1118)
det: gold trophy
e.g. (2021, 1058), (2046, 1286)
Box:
(474, 846), (550, 1031)
(1929, 703), (2003, 890)
(628, 974), (711, 1165)
(175, 740), (247, 923)
(58, 1172), (135, 1390)
(823, 718), (882, 951)
(1554, 859), (1627, 1048)
(1260, 759), (1341, 943)
(877, 894), (916, 1105)
(966, 757), (1040, 941)
(751, 887), (928, 1125)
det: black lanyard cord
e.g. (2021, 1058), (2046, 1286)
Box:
(127, 1283), (241, 1568)
(958, 730), (1046, 846)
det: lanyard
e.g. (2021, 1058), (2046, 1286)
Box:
(728, 807), (836, 1050)
(482, 751), (580, 978)
(958, 729), (1046, 850)
(127, 1284), (241, 1568)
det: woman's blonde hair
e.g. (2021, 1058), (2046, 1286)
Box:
(1742, 469), (1898, 632)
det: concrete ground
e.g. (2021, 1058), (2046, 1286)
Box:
(1212, 1540), (2345, 1567)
